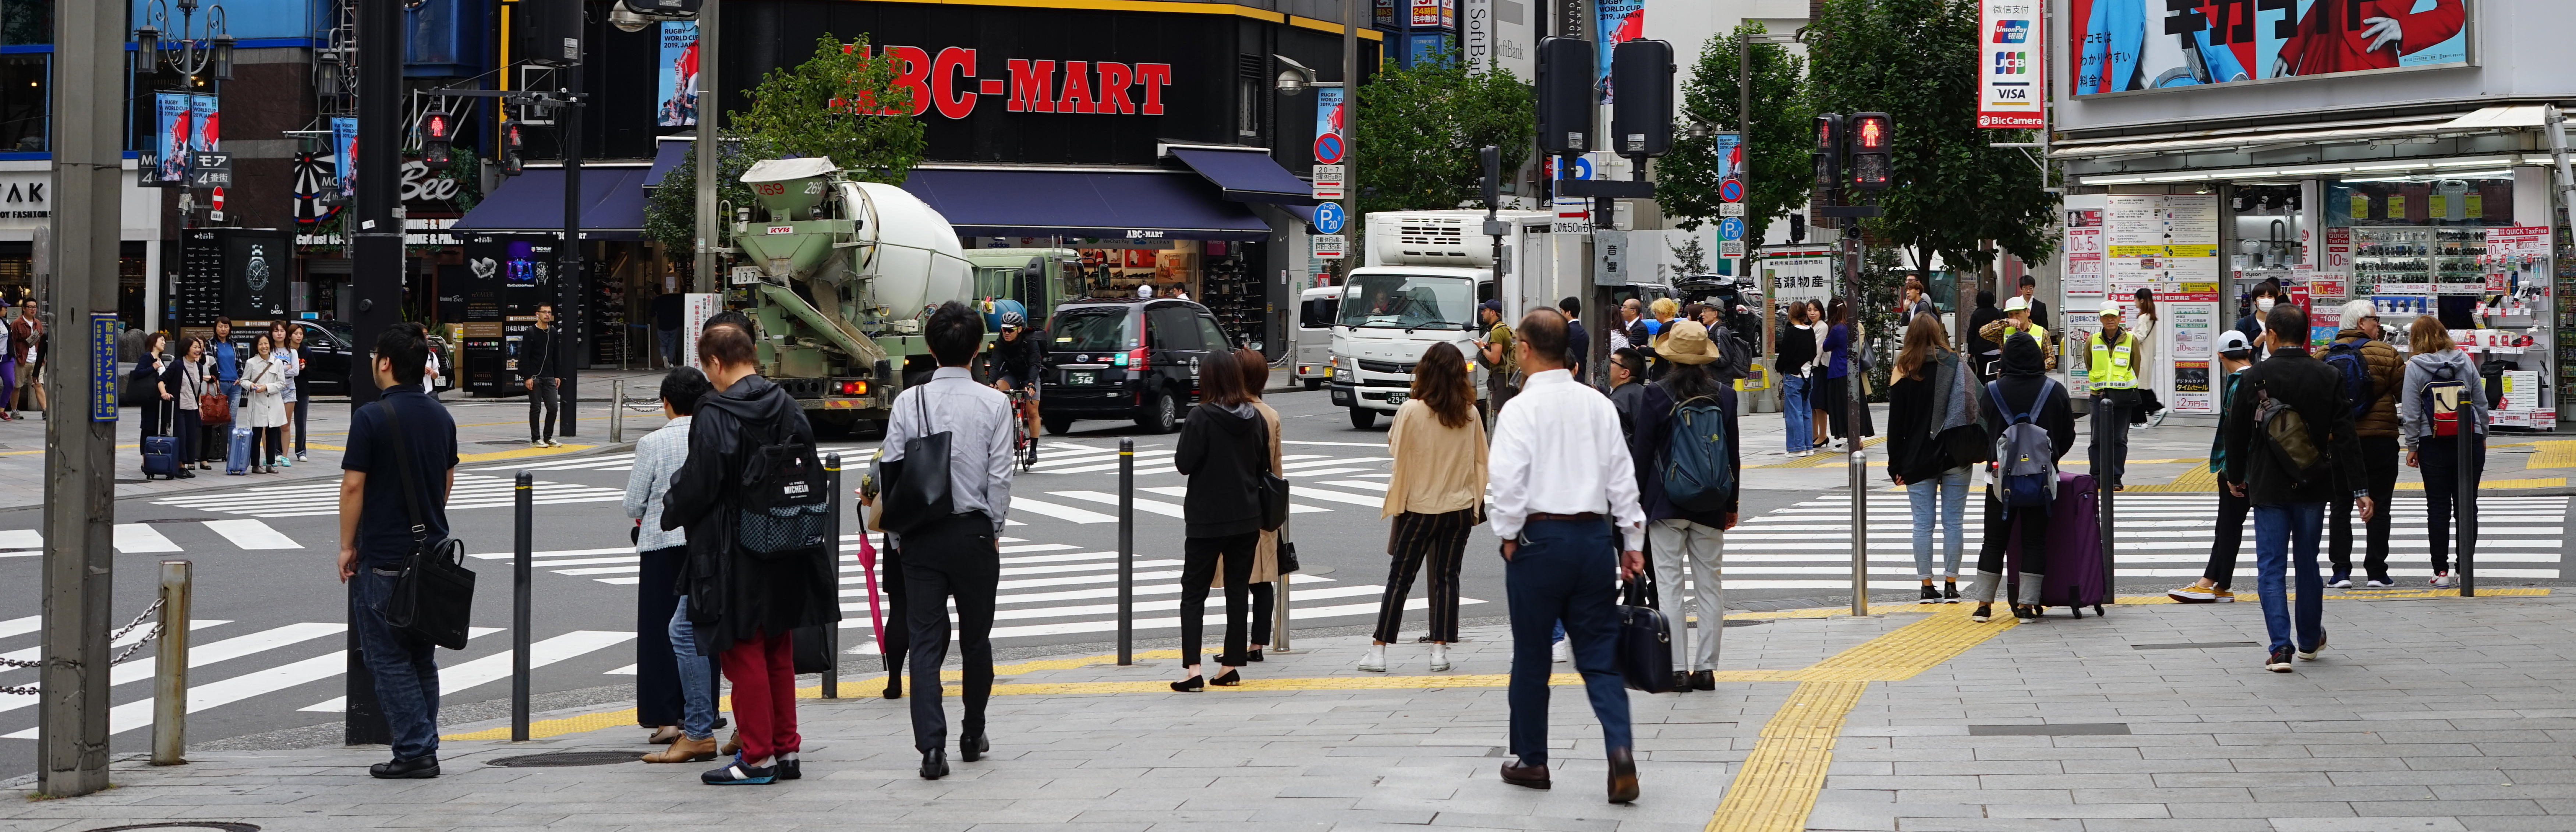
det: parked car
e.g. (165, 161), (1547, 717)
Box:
(1040, 297), (1233, 434)
(268, 320), (453, 396)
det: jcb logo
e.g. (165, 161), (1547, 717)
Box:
(1992, 51), (2028, 74)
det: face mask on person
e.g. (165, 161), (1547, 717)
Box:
(2256, 297), (2275, 313)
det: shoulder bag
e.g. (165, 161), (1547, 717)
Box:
(1255, 417), (1289, 532)
(733, 406), (832, 557)
(195, 358), (231, 423)
(374, 401), (476, 650)
(879, 387), (953, 535)
(1614, 575), (1677, 693)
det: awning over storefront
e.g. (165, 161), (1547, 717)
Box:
(451, 166), (649, 241)
(900, 168), (1272, 241)
(1168, 148), (1317, 205)
(2053, 105), (2549, 160)
(642, 138), (689, 188)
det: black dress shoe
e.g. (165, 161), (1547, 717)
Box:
(1670, 671), (1692, 693)
(1606, 748), (1639, 804)
(1210, 668), (1242, 686)
(1170, 676), (1204, 693)
(1499, 759), (1551, 790)
(919, 748), (949, 780)
(776, 753), (802, 780)
(884, 675), (903, 700)
(960, 733), (988, 762)
(369, 754), (440, 779)
(1689, 670), (1715, 691)
(1245, 649), (1264, 662)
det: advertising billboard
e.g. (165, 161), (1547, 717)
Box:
(1595, 0), (1642, 102)
(659, 21), (699, 127)
(154, 93), (193, 183)
(2068, 0), (2470, 96)
(1978, 0), (2042, 127)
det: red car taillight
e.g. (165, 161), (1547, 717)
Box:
(838, 380), (868, 395)
(1128, 347), (1149, 372)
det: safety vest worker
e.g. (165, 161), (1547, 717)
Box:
(2088, 300), (2138, 390)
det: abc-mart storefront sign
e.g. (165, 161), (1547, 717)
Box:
(859, 46), (1176, 119)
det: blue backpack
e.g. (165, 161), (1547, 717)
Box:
(1658, 395), (1735, 513)
(2322, 338), (2375, 420)
(1986, 379), (2060, 511)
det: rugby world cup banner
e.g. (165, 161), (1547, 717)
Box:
(2068, 0), (2469, 96)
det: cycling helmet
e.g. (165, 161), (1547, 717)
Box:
(998, 309), (1026, 329)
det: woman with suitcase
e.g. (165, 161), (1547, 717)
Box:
(239, 332), (289, 474)
(133, 332), (172, 474)
(158, 337), (206, 479)
(1966, 334), (2074, 623)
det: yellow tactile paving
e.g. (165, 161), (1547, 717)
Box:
(2526, 440), (2576, 468)
(2122, 464), (2217, 492)
(1706, 679), (1871, 832)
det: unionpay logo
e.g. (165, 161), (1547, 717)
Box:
(1991, 18), (2030, 44)
(1992, 50), (2030, 75)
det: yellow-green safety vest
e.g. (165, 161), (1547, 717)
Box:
(2088, 329), (2138, 389)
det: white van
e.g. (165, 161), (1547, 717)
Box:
(1293, 285), (1340, 389)
(1326, 209), (1568, 428)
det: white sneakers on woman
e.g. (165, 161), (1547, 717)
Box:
(1429, 644), (1451, 672)
(1359, 642), (1454, 673)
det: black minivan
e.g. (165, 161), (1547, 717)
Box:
(1040, 298), (1234, 434)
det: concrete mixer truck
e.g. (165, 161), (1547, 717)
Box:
(723, 157), (976, 435)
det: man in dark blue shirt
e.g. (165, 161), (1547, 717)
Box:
(337, 323), (459, 779)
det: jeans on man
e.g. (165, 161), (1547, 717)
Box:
(901, 512), (1000, 753)
(1780, 375), (1813, 453)
(2088, 389), (2137, 489)
(2253, 502), (2328, 655)
(1907, 465), (1970, 579)
(657, 327), (681, 367)
(350, 567), (441, 761)
(718, 629), (798, 762)
(667, 595), (719, 741)
(2329, 436), (2402, 581)
(1505, 518), (1632, 767)
(528, 377), (559, 442)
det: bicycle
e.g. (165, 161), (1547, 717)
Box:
(1005, 386), (1037, 472)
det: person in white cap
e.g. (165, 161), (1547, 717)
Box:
(1978, 295), (2052, 367)
(2082, 298), (2142, 491)
(2169, 329), (2258, 602)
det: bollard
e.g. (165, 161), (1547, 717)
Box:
(1271, 515), (1292, 653)
(2099, 405), (2116, 609)
(512, 471), (533, 741)
(822, 453), (842, 698)
(610, 379), (625, 444)
(2459, 418), (2478, 596)
(1848, 436), (1869, 617)
(1117, 438), (1134, 666)
(151, 560), (192, 766)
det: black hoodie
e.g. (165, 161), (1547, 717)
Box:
(1979, 334), (2074, 464)
(662, 374), (841, 652)
(1175, 401), (1268, 538)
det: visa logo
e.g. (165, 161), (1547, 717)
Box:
(1992, 19), (2030, 44)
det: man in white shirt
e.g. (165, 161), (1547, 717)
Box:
(1486, 307), (1647, 804)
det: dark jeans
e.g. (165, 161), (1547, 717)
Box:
(528, 376), (559, 442)
(2201, 485), (2250, 591)
(262, 425), (284, 464)
(634, 546), (688, 727)
(1179, 532), (1257, 668)
(2420, 433), (2486, 574)
(2088, 390), (2136, 489)
(2329, 436), (2401, 581)
(657, 327), (681, 367)
(1505, 518), (1632, 767)
(2253, 502), (2326, 654)
(350, 566), (441, 761)
(901, 513), (999, 752)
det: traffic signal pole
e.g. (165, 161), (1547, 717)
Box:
(36, 0), (124, 797)
(693, 0), (721, 294)
(340, 0), (406, 748)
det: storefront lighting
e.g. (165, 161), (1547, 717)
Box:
(2440, 170), (2514, 179)
(2433, 156), (2517, 167)
(2083, 176), (2146, 185)
(2276, 164), (2354, 175)
(2139, 173), (2211, 183)
(2350, 162), (2431, 171)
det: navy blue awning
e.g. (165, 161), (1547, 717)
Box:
(642, 138), (689, 188)
(1169, 148), (1317, 206)
(452, 167), (647, 240)
(900, 169), (1272, 241)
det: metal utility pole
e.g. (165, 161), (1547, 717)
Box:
(37, 0), (124, 797)
(559, 59), (584, 438)
(1341, 0), (1357, 247)
(693, 0), (721, 293)
(342, 0), (406, 747)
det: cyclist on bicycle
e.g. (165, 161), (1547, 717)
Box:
(989, 310), (1045, 454)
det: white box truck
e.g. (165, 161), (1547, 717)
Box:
(1325, 209), (1575, 428)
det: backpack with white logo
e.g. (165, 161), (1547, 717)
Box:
(2322, 338), (2375, 421)
(1658, 394), (1735, 512)
(1985, 379), (2060, 510)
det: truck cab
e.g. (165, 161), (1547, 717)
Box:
(1327, 209), (1562, 428)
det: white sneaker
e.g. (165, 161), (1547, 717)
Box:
(2364, 577), (2396, 588)
(2430, 571), (2454, 588)
(1358, 644), (1387, 673)
(1429, 643), (1451, 672)
(1551, 640), (1572, 664)
(2326, 576), (2353, 589)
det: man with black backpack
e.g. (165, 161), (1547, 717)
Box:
(2323, 300), (2403, 588)
(1966, 333), (2073, 624)
(2224, 304), (2371, 673)
(336, 325), (457, 779)
(661, 322), (842, 785)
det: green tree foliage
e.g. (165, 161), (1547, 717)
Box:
(730, 35), (927, 183)
(642, 133), (784, 255)
(1352, 53), (1536, 221)
(1658, 21), (1809, 252)
(1807, 0), (2055, 276)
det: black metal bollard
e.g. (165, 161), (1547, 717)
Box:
(1118, 438), (1134, 666)
(2459, 419), (2477, 596)
(512, 471), (532, 741)
(822, 453), (842, 698)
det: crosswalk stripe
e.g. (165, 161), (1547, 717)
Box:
(2, 627), (506, 739)
(1288, 486), (1384, 507)
(299, 630), (635, 713)
(1008, 497), (1118, 524)
(0, 530), (39, 550)
(1132, 486), (1331, 513)
(0, 616), (39, 640)
(1052, 490), (1183, 518)
(0, 620), (231, 676)
(202, 519), (302, 550)
(112, 524), (182, 553)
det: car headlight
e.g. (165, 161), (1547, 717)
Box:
(1333, 367), (1353, 383)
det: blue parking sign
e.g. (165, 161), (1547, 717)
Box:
(1312, 201), (1347, 235)
(1719, 217), (1745, 241)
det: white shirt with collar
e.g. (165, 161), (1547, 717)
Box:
(1487, 367), (1647, 551)
(880, 365), (1016, 534)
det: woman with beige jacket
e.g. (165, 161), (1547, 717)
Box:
(1359, 341), (1487, 673)
(1211, 348), (1287, 661)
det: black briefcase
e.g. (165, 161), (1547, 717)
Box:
(374, 401), (476, 650)
(1614, 577), (1677, 694)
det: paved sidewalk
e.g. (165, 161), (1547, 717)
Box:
(0, 368), (673, 511)
(6, 589), (2572, 831)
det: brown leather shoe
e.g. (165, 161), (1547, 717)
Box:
(719, 730), (741, 757)
(641, 735), (717, 764)
(1606, 748), (1638, 804)
(1500, 759), (1551, 790)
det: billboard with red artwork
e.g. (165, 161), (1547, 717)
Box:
(2067, 0), (2471, 97)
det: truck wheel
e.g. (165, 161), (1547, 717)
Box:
(1137, 390), (1180, 433)
(1043, 416), (1075, 435)
(1305, 378), (1324, 391)
(1349, 407), (1376, 429)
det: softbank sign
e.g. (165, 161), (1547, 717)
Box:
(858, 46), (1176, 119)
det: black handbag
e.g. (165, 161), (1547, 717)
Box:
(1256, 419), (1289, 532)
(880, 389), (953, 535)
(1614, 577), (1677, 694)
(375, 401), (477, 651)
(790, 624), (832, 674)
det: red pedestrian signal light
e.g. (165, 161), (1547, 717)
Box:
(500, 122), (525, 177)
(1850, 111), (1892, 191)
(1812, 113), (1843, 190)
(421, 106), (454, 166)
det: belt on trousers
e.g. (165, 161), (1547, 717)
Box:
(1526, 512), (1604, 522)
(371, 567), (403, 577)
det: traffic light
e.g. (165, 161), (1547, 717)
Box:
(1850, 112), (1892, 191)
(420, 105), (454, 166)
(515, 0), (583, 67)
(1479, 145), (1501, 209)
(1788, 212), (1807, 244)
(500, 121), (525, 177)
(1535, 37), (1595, 156)
(1812, 113), (1843, 191)
(1609, 39), (1674, 157)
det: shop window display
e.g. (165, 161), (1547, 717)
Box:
(2328, 174), (2556, 428)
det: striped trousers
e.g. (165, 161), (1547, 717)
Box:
(1372, 507), (1475, 643)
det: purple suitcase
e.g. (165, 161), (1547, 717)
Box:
(2004, 471), (2109, 617)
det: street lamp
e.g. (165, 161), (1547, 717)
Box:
(1273, 55), (1325, 95)
(134, 0), (234, 82)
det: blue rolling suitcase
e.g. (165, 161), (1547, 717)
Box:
(226, 424), (255, 475)
(141, 401), (181, 480)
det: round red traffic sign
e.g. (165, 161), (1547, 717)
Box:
(1719, 178), (1743, 203)
(1314, 133), (1345, 164)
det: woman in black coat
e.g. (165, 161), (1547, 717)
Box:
(1170, 349), (1267, 691)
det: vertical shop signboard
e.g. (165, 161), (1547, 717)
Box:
(658, 21), (700, 127)
(331, 117), (359, 206)
(90, 313), (118, 422)
(682, 293), (720, 371)
(1976, 0), (2043, 128)
(2063, 198), (2104, 295)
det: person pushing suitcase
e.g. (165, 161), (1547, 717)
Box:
(1965, 333), (2073, 624)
